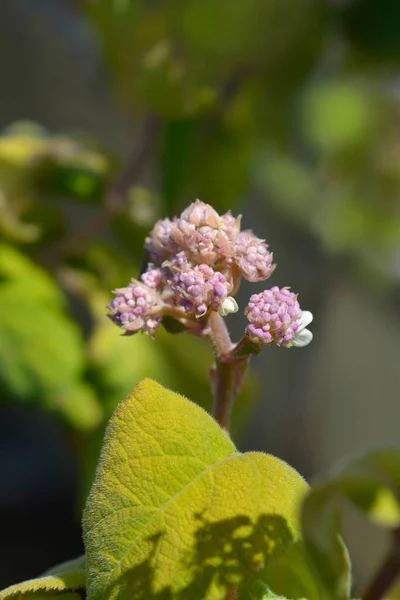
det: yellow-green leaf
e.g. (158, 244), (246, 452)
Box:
(83, 379), (308, 600)
(0, 556), (85, 600)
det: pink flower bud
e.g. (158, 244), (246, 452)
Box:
(172, 222), (230, 265)
(245, 287), (302, 347)
(234, 231), (275, 282)
(170, 200), (236, 265)
(220, 210), (241, 239)
(180, 199), (220, 228)
(146, 217), (179, 265)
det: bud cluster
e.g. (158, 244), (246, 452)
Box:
(107, 199), (312, 348)
(171, 264), (230, 318)
(245, 287), (302, 347)
(108, 281), (161, 335)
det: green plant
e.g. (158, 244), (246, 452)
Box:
(3, 0), (400, 597)
(3, 201), (400, 600)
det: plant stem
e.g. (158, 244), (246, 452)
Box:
(225, 585), (239, 600)
(363, 527), (400, 600)
(208, 312), (248, 434)
(211, 360), (236, 433)
(208, 311), (233, 358)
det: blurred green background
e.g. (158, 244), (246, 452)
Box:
(1, 0), (400, 594)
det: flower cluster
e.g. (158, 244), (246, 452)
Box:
(145, 200), (273, 281)
(171, 264), (230, 318)
(108, 281), (162, 335)
(107, 199), (313, 348)
(245, 287), (313, 348)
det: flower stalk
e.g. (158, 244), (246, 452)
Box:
(211, 358), (248, 434)
(208, 311), (248, 433)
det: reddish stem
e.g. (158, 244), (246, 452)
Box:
(208, 312), (248, 434)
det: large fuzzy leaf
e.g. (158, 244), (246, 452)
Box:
(83, 379), (308, 600)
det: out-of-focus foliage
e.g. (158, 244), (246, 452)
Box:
(301, 449), (400, 600)
(0, 122), (112, 244)
(77, 0), (400, 284)
(82, 0), (322, 212)
(0, 244), (102, 430)
(0, 555), (85, 600)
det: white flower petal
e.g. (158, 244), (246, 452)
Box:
(219, 296), (239, 317)
(300, 310), (313, 330)
(292, 328), (313, 348)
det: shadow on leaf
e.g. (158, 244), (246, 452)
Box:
(120, 513), (294, 599)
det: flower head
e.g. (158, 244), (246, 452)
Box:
(234, 231), (275, 282)
(244, 286), (311, 347)
(140, 265), (166, 289)
(107, 280), (162, 336)
(180, 199), (221, 228)
(170, 264), (231, 318)
(171, 200), (236, 265)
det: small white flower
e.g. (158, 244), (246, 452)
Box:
(292, 310), (313, 348)
(219, 296), (239, 317)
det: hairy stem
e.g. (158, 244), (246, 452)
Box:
(208, 312), (248, 434)
(208, 311), (233, 358)
(363, 527), (400, 600)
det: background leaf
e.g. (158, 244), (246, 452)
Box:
(0, 245), (102, 429)
(238, 541), (319, 600)
(0, 556), (85, 600)
(301, 449), (400, 600)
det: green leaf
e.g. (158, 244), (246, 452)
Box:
(83, 379), (308, 600)
(0, 245), (102, 429)
(0, 556), (85, 599)
(238, 541), (319, 600)
(0, 244), (62, 305)
(301, 81), (377, 153)
(301, 449), (400, 600)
